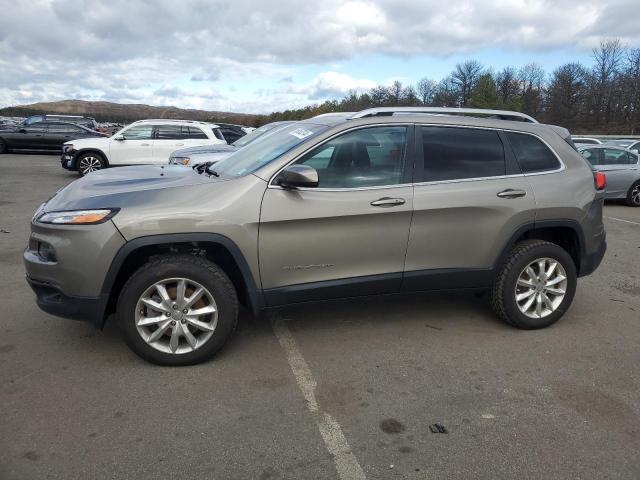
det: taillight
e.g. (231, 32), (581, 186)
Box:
(594, 171), (606, 190)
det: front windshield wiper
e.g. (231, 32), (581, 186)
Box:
(192, 161), (219, 176)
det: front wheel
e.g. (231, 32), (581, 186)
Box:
(0, 138), (7, 154)
(626, 181), (640, 207)
(77, 153), (105, 176)
(490, 240), (577, 329)
(117, 255), (239, 366)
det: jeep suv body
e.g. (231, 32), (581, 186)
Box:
(25, 108), (607, 365)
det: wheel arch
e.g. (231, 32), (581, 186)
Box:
(100, 233), (263, 328)
(74, 148), (109, 169)
(496, 220), (585, 275)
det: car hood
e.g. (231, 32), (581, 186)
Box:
(171, 144), (237, 157)
(41, 165), (218, 212)
(65, 136), (111, 148)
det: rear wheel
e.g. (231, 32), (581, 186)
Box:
(77, 152), (105, 176)
(490, 240), (577, 329)
(117, 254), (239, 366)
(626, 181), (640, 207)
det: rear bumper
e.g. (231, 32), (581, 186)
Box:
(26, 276), (107, 327)
(579, 232), (606, 277)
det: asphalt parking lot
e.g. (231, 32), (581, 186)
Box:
(1, 153), (639, 480)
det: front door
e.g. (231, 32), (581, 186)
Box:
(109, 124), (154, 164)
(598, 148), (639, 197)
(259, 125), (415, 305)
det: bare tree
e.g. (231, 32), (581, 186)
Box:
(495, 67), (521, 109)
(591, 39), (625, 126)
(416, 77), (436, 105)
(547, 63), (588, 128)
(518, 63), (546, 117)
(451, 60), (484, 106)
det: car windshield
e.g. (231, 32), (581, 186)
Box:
(210, 123), (328, 177)
(232, 122), (291, 148)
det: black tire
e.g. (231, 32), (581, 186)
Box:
(0, 138), (7, 154)
(117, 254), (239, 366)
(490, 240), (577, 329)
(76, 152), (105, 176)
(625, 180), (640, 207)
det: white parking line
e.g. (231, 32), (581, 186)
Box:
(605, 216), (640, 226)
(271, 313), (367, 480)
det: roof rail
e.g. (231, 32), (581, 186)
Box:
(350, 107), (538, 123)
(134, 119), (202, 123)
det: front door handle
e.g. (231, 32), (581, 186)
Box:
(370, 197), (405, 207)
(175, 143), (184, 146)
(497, 189), (526, 199)
(141, 143), (151, 146)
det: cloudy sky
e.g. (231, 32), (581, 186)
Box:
(1, 0), (639, 114)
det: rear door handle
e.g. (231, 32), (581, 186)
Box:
(175, 143), (184, 146)
(497, 189), (527, 199)
(370, 197), (405, 207)
(141, 143), (151, 146)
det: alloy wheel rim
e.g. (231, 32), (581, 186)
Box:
(515, 257), (567, 319)
(632, 185), (640, 205)
(79, 156), (102, 174)
(135, 277), (218, 354)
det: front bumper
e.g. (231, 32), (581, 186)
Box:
(26, 276), (107, 327)
(60, 147), (77, 170)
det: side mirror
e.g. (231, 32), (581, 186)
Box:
(275, 165), (318, 189)
(19, 128), (27, 134)
(114, 135), (125, 141)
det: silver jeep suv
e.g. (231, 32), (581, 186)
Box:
(24, 107), (607, 365)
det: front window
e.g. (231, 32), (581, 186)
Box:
(211, 123), (328, 177)
(295, 126), (408, 188)
(122, 124), (153, 140)
(232, 122), (291, 148)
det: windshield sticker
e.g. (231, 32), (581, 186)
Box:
(288, 128), (314, 140)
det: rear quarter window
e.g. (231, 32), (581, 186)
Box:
(505, 131), (561, 173)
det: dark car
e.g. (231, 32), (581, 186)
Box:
(213, 123), (248, 144)
(24, 114), (99, 131)
(0, 121), (106, 153)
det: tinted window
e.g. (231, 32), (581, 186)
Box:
(296, 126), (407, 188)
(580, 148), (600, 165)
(122, 125), (153, 140)
(155, 125), (189, 140)
(26, 122), (47, 132)
(602, 148), (633, 165)
(505, 131), (560, 173)
(47, 123), (83, 134)
(220, 127), (243, 144)
(420, 126), (505, 182)
(211, 127), (225, 141)
(189, 127), (208, 139)
(629, 142), (640, 152)
(24, 116), (44, 125)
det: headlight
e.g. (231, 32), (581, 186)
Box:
(37, 209), (118, 225)
(170, 156), (191, 165)
(63, 144), (74, 153)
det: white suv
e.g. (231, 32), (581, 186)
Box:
(61, 119), (227, 175)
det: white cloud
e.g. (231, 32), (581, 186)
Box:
(288, 72), (377, 100)
(0, 0), (638, 112)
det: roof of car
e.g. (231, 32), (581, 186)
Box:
(298, 109), (565, 138)
(132, 119), (219, 127)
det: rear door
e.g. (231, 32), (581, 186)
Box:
(152, 125), (195, 162)
(44, 123), (86, 150)
(404, 125), (536, 290)
(259, 124), (415, 304)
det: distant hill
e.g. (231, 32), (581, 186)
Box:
(0, 100), (257, 125)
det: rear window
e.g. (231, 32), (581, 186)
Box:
(419, 126), (506, 182)
(505, 132), (560, 173)
(188, 127), (208, 139)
